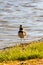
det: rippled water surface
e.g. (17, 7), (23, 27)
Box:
(0, 0), (43, 49)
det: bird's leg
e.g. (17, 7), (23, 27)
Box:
(21, 38), (22, 43)
(23, 38), (25, 43)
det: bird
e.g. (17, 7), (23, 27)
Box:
(18, 25), (27, 42)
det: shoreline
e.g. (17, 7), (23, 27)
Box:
(1, 38), (43, 50)
(0, 39), (43, 63)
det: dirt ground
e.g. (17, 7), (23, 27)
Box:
(0, 59), (43, 65)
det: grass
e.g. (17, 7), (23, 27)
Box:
(0, 59), (43, 65)
(0, 41), (43, 62)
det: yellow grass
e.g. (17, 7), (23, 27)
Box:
(0, 40), (43, 65)
(0, 59), (43, 65)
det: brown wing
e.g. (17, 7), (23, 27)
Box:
(18, 32), (24, 38)
(23, 31), (27, 36)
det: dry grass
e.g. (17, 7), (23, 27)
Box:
(0, 59), (43, 65)
(0, 41), (43, 65)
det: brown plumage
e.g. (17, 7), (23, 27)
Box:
(18, 25), (27, 38)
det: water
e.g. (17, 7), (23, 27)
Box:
(0, 0), (43, 49)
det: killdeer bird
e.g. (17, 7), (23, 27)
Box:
(18, 25), (27, 42)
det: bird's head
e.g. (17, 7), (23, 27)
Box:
(20, 25), (22, 28)
(19, 25), (23, 30)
